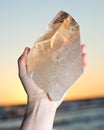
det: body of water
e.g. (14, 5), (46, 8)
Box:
(0, 98), (104, 130)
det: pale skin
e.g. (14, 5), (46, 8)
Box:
(18, 44), (87, 130)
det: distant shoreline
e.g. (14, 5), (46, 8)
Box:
(1, 96), (104, 107)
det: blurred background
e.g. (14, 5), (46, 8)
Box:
(0, 0), (104, 130)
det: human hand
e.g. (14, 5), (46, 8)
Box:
(18, 44), (87, 108)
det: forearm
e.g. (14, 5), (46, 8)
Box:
(20, 97), (57, 130)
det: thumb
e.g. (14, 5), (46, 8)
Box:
(18, 47), (30, 78)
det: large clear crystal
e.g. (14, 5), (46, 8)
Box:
(26, 11), (83, 100)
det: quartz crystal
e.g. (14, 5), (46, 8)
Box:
(26, 11), (83, 101)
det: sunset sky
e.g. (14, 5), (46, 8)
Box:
(0, 0), (104, 105)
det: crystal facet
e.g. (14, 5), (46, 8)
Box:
(26, 11), (83, 101)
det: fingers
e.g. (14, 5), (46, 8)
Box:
(18, 47), (30, 78)
(81, 44), (86, 54)
(81, 44), (87, 69)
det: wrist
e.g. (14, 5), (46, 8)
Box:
(27, 96), (57, 114)
(25, 94), (57, 130)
